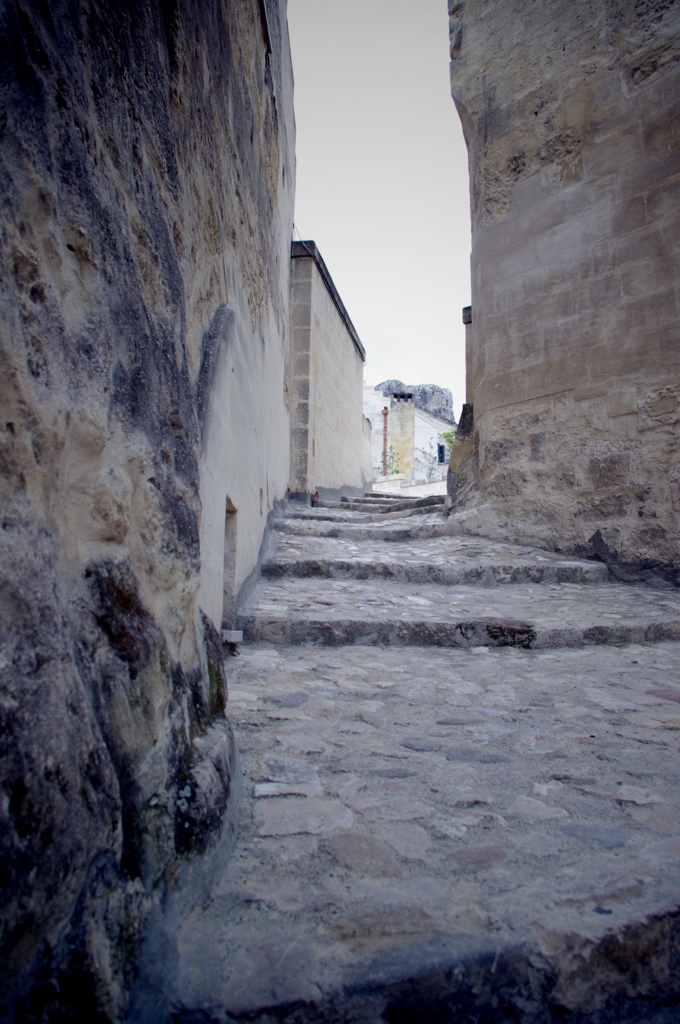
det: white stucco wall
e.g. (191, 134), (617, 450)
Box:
(413, 408), (449, 483)
(364, 384), (389, 477)
(361, 415), (373, 488)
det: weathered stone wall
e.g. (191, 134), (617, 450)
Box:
(450, 0), (680, 573)
(0, 0), (294, 1017)
(289, 242), (366, 498)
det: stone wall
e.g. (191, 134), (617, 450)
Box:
(289, 242), (366, 498)
(0, 0), (294, 1017)
(449, 0), (680, 574)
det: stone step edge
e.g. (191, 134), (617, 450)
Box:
(237, 614), (680, 649)
(347, 495), (411, 504)
(176, 917), (680, 1024)
(262, 558), (608, 585)
(271, 519), (470, 542)
(316, 501), (412, 514)
(283, 504), (447, 525)
(318, 495), (446, 513)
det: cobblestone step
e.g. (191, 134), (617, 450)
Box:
(273, 509), (459, 541)
(350, 494), (406, 504)
(317, 495), (445, 513)
(263, 533), (608, 586)
(263, 555), (607, 585)
(283, 503), (444, 524)
(238, 577), (680, 650)
(168, 641), (680, 1023)
(316, 500), (398, 512)
(284, 508), (374, 523)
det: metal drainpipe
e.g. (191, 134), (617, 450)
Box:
(382, 406), (389, 476)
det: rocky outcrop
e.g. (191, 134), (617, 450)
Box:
(0, 0), (293, 1018)
(376, 380), (456, 425)
(449, 0), (680, 574)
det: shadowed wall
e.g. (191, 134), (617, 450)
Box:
(450, 0), (680, 574)
(0, 0), (294, 1016)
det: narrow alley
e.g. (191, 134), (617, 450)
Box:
(168, 496), (680, 1022)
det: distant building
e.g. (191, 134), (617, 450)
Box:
(289, 242), (371, 500)
(363, 381), (457, 495)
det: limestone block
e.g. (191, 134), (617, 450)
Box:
(450, 0), (680, 569)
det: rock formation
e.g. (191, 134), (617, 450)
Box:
(0, 0), (294, 1018)
(449, 0), (680, 579)
(376, 380), (456, 425)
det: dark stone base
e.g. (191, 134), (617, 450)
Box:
(575, 530), (680, 589)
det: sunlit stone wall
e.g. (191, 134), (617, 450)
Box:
(450, 0), (680, 572)
(290, 242), (366, 498)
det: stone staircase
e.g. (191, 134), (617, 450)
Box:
(243, 496), (680, 652)
(164, 497), (680, 1024)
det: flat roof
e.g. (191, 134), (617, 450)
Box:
(291, 240), (366, 362)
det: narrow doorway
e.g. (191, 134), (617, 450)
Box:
(222, 498), (237, 629)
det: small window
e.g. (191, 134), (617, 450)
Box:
(437, 444), (446, 464)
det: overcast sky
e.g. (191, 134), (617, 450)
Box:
(287, 0), (471, 419)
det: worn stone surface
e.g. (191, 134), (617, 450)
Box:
(449, 0), (680, 572)
(242, 510), (680, 651)
(317, 495), (445, 514)
(264, 526), (610, 585)
(0, 0), (293, 1017)
(152, 502), (680, 1022)
(167, 640), (680, 1023)
(240, 574), (680, 649)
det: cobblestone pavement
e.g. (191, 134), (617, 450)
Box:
(170, 503), (680, 1023)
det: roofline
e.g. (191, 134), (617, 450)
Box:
(291, 240), (366, 362)
(414, 406), (457, 429)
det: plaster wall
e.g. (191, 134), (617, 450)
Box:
(361, 413), (373, 487)
(390, 398), (416, 482)
(414, 407), (449, 483)
(364, 384), (389, 477)
(450, 0), (680, 568)
(289, 245), (366, 496)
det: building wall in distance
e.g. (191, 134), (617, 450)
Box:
(364, 384), (390, 476)
(289, 243), (366, 498)
(414, 407), (449, 483)
(364, 385), (449, 484)
(389, 398), (416, 482)
(450, 0), (680, 570)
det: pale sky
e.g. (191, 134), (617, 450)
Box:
(287, 0), (471, 420)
